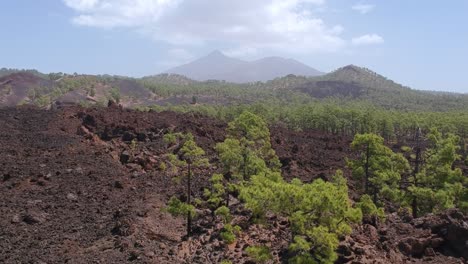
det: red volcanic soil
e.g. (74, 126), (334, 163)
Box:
(0, 73), (54, 106)
(0, 105), (467, 263)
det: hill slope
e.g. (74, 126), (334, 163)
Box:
(0, 72), (55, 106)
(288, 65), (468, 111)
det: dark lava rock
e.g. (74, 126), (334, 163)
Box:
(120, 151), (131, 164)
(22, 211), (47, 225)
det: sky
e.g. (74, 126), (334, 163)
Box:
(0, 0), (467, 93)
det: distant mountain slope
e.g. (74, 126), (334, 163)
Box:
(165, 50), (246, 81)
(165, 51), (323, 83)
(290, 65), (468, 111)
(0, 72), (54, 106)
(0, 68), (49, 79)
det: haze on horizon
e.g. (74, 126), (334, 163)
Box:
(0, 1), (467, 93)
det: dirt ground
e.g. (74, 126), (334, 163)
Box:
(0, 105), (466, 263)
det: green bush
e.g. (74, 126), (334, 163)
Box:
(159, 162), (167, 171)
(165, 196), (196, 219)
(401, 146), (412, 152)
(215, 206), (231, 223)
(163, 132), (177, 146)
(246, 245), (272, 263)
(220, 224), (241, 244)
(356, 195), (385, 222)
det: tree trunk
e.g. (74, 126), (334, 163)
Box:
(412, 128), (422, 218)
(224, 173), (230, 207)
(373, 188), (378, 205)
(365, 143), (370, 194)
(225, 186), (229, 208)
(243, 151), (248, 181)
(187, 162), (192, 237)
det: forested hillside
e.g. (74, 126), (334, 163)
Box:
(1, 66), (467, 141)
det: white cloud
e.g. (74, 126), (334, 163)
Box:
(352, 3), (375, 14)
(63, 0), (346, 55)
(63, 0), (99, 11)
(352, 34), (384, 45)
(64, 0), (182, 28)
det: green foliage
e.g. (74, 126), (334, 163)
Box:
(401, 146), (412, 153)
(109, 87), (121, 103)
(214, 112), (281, 213)
(220, 260), (232, 264)
(240, 170), (361, 263)
(163, 132), (179, 146)
(215, 206), (231, 223)
(220, 224), (241, 244)
(89, 86), (96, 97)
(226, 111), (281, 170)
(142, 92), (468, 143)
(408, 128), (466, 215)
(163, 132), (208, 237)
(216, 138), (269, 182)
(356, 195), (386, 222)
(245, 245), (273, 263)
(294, 226), (338, 264)
(179, 133), (209, 166)
(204, 173), (226, 211)
(348, 133), (409, 204)
(167, 153), (186, 168)
(166, 196), (196, 219)
(36, 95), (51, 108)
(159, 162), (167, 171)
(216, 138), (244, 180)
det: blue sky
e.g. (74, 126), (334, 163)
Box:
(0, 0), (467, 93)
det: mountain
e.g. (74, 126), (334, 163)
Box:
(165, 50), (323, 83)
(165, 50), (246, 81)
(289, 65), (468, 111)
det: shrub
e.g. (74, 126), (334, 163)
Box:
(163, 132), (177, 146)
(215, 206), (231, 223)
(220, 224), (241, 244)
(246, 245), (272, 263)
(159, 162), (167, 171)
(356, 195), (385, 222)
(165, 197), (196, 219)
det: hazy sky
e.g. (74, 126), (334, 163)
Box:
(0, 0), (467, 93)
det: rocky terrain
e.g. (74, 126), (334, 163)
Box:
(0, 104), (467, 263)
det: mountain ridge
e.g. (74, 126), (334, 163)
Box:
(164, 51), (323, 83)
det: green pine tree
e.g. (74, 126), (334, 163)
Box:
(347, 133), (409, 204)
(408, 128), (466, 216)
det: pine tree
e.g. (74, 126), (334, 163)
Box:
(226, 111), (281, 170)
(215, 111), (279, 206)
(347, 133), (409, 204)
(165, 133), (208, 237)
(408, 128), (466, 216)
(240, 170), (361, 263)
(204, 173), (226, 216)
